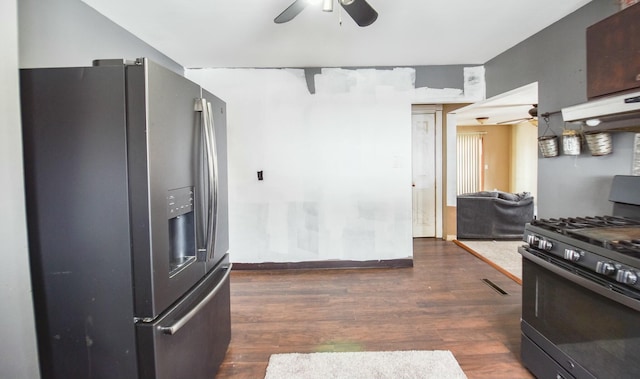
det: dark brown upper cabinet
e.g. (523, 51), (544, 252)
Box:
(587, 3), (640, 99)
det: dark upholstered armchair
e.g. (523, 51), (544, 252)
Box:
(456, 191), (534, 239)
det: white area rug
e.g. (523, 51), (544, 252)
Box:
(264, 350), (468, 379)
(456, 240), (524, 281)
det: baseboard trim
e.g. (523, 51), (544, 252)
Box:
(232, 258), (414, 271)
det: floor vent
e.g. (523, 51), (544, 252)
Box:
(482, 279), (508, 295)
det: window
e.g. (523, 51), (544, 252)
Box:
(456, 132), (484, 195)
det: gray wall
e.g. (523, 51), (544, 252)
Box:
(19, 0), (183, 72)
(415, 65), (470, 90)
(2, 1), (40, 378)
(485, 0), (635, 217)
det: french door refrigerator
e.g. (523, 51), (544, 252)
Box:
(20, 58), (231, 379)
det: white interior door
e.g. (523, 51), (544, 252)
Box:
(412, 110), (436, 237)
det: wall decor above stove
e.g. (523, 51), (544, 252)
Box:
(561, 129), (581, 155)
(538, 115), (559, 158)
(585, 131), (613, 156)
(541, 115), (619, 157)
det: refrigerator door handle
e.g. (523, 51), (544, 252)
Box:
(205, 101), (219, 261)
(194, 98), (215, 260)
(157, 263), (232, 335)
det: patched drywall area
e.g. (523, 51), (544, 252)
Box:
(187, 67), (484, 263)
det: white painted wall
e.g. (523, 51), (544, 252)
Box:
(187, 67), (484, 263)
(1, 1), (40, 377)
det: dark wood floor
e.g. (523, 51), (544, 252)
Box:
(215, 238), (534, 379)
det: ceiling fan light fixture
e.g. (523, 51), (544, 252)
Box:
(323, 0), (333, 11)
(340, 0), (356, 5)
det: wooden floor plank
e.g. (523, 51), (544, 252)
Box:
(215, 238), (533, 379)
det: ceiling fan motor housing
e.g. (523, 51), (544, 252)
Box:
(275, 0), (377, 27)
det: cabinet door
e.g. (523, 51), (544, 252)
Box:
(587, 4), (640, 99)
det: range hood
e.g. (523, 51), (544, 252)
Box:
(562, 90), (640, 130)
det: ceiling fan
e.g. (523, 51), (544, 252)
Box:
(497, 104), (539, 125)
(274, 0), (378, 27)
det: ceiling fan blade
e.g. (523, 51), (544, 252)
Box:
(274, 0), (309, 24)
(497, 117), (535, 125)
(340, 0), (378, 27)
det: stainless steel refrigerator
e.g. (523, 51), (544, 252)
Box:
(20, 58), (231, 379)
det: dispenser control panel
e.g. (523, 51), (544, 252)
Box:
(167, 187), (194, 217)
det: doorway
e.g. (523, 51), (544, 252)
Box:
(411, 105), (443, 238)
(452, 82), (539, 209)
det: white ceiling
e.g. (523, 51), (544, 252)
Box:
(455, 82), (539, 125)
(81, 0), (592, 69)
(80, 0), (591, 125)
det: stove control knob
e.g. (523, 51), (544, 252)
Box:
(564, 249), (581, 262)
(526, 234), (539, 246)
(596, 262), (616, 275)
(538, 239), (552, 251)
(616, 270), (638, 285)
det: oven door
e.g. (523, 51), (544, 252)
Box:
(520, 246), (640, 379)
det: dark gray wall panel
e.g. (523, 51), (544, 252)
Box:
(485, 0), (616, 111)
(415, 65), (470, 90)
(484, 0), (636, 218)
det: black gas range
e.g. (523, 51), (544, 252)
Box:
(520, 175), (640, 379)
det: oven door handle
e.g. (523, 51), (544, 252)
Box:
(520, 247), (640, 312)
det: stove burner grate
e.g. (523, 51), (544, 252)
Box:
(530, 216), (640, 256)
(532, 216), (640, 233)
(609, 239), (640, 257)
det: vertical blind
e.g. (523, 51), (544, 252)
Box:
(633, 133), (640, 176)
(457, 132), (485, 195)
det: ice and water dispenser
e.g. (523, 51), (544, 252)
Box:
(167, 187), (196, 275)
